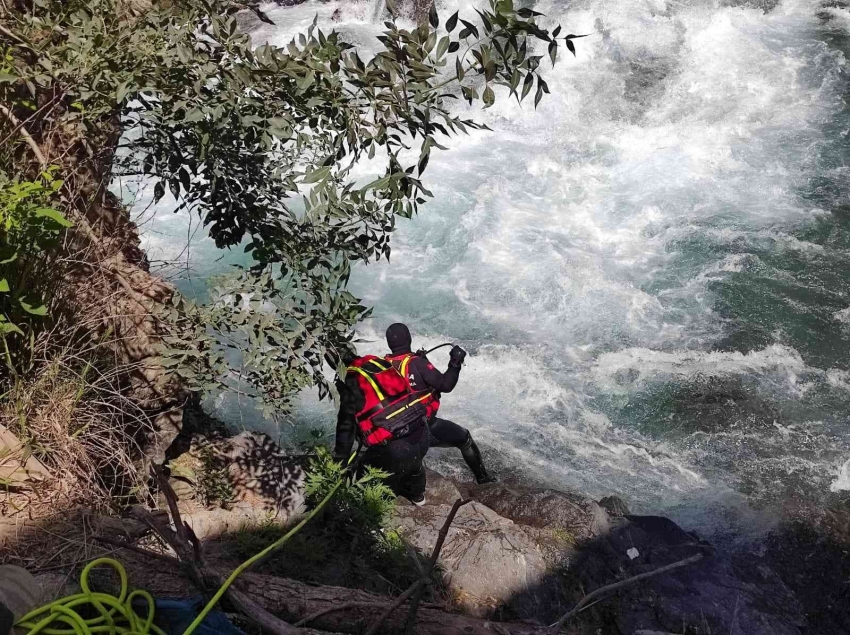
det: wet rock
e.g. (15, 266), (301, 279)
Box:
(466, 482), (611, 541)
(423, 467), (462, 505)
(575, 515), (805, 635)
(763, 497), (850, 635)
(598, 495), (630, 518)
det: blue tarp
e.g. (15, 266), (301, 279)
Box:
(137, 597), (245, 635)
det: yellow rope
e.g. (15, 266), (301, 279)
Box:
(16, 462), (351, 635)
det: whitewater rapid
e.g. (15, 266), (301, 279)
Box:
(124, 0), (850, 538)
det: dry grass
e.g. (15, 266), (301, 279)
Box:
(0, 319), (156, 520)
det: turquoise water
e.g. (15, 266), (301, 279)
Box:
(124, 0), (850, 537)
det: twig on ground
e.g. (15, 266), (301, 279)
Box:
(549, 552), (705, 630)
(92, 534), (181, 566)
(404, 497), (470, 635)
(358, 498), (470, 635)
(363, 580), (422, 635)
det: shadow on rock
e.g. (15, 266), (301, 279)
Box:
(762, 496), (850, 635)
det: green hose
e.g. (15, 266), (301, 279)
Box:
(15, 558), (166, 635)
(15, 466), (348, 635)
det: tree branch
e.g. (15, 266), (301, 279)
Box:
(549, 552), (705, 630)
(0, 102), (48, 167)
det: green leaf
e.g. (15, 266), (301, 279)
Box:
(534, 79), (544, 108)
(429, 2), (438, 28)
(19, 300), (48, 316)
(0, 320), (24, 337)
(303, 166), (331, 184)
(483, 85), (495, 107)
(33, 207), (72, 227)
(459, 20), (479, 38)
(0, 279), (9, 293)
(437, 36), (450, 59)
(363, 176), (391, 191)
(521, 71), (534, 101)
(446, 11), (459, 32)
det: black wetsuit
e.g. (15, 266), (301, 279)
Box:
(334, 370), (429, 498)
(334, 323), (493, 492)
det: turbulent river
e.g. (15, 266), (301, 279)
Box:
(127, 0), (850, 539)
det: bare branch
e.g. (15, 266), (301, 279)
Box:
(549, 552), (705, 630)
(404, 497), (471, 634)
(0, 102), (48, 167)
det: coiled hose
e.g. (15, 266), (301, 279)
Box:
(15, 467), (348, 635)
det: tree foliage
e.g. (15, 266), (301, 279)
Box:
(1, 0), (582, 417)
(0, 169), (70, 347)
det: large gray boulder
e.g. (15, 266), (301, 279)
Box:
(394, 471), (549, 616)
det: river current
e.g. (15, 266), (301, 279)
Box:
(126, 0), (850, 539)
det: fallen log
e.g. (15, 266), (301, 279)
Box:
(237, 572), (556, 635)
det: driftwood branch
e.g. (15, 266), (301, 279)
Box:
(549, 552), (705, 630)
(239, 571), (556, 635)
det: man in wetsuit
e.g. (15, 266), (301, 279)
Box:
(334, 347), (431, 505)
(383, 323), (497, 485)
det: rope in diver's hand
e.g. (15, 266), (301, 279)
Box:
(422, 342), (454, 355)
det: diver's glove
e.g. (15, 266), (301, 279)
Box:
(449, 345), (467, 368)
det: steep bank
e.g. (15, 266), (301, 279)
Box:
(113, 432), (813, 634)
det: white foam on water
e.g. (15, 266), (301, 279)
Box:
(125, 0), (850, 536)
(831, 459), (850, 492)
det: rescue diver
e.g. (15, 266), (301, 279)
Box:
(334, 346), (431, 505)
(384, 323), (497, 485)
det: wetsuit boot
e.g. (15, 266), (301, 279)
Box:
(460, 436), (497, 484)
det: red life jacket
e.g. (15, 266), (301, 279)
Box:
(347, 355), (431, 446)
(385, 353), (441, 420)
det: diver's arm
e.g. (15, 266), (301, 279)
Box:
(412, 355), (461, 393)
(334, 374), (362, 459)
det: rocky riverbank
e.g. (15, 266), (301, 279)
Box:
(116, 431), (815, 634)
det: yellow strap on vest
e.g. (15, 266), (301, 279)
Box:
(347, 365), (386, 402)
(399, 354), (412, 379)
(385, 393), (432, 420)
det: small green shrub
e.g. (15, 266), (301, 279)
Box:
(305, 446), (396, 536)
(227, 447), (427, 592)
(0, 169), (70, 369)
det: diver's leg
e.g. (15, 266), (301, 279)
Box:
(430, 417), (496, 484)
